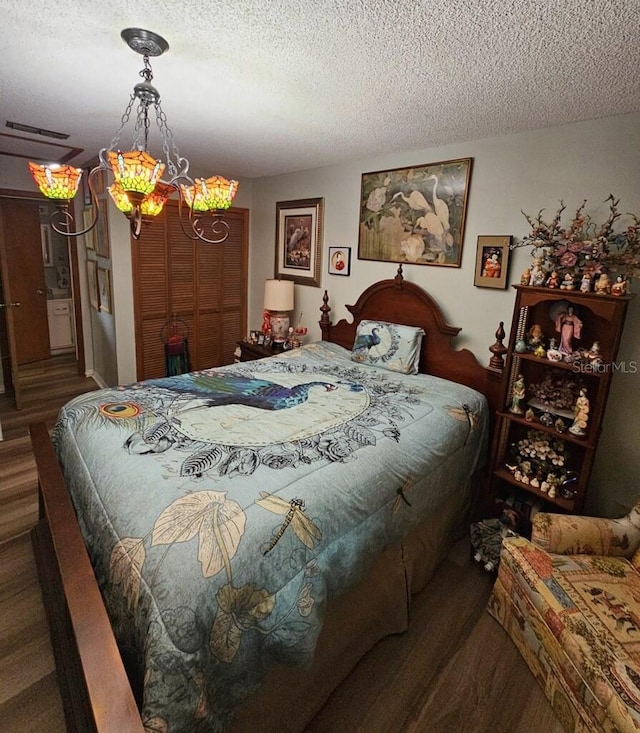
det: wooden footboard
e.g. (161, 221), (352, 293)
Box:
(29, 422), (144, 733)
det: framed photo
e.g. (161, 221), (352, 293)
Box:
(97, 266), (112, 313)
(40, 225), (52, 266)
(95, 200), (110, 258)
(86, 259), (99, 310)
(358, 157), (472, 268)
(474, 235), (512, 289)
(275, 197), (324, 287)
(82, 208), (95, 250)
(328, 246), (351, 276)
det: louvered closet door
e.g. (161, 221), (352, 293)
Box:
(133, 204), (248, 381)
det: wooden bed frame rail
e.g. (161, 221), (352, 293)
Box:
(30, 422), (144, 733)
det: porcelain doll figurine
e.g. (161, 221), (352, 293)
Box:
(560, 273), (576, 290)
(546, 270), (561, 288)
(529, 257), (546, 287)
(569, 388), (590, 437)
(554, 305), (582, 355)
(595, 272), (612, 294)
(612, 275), (627, 296)
(580, 272), (592, 292)
(509, 373), (526, 414)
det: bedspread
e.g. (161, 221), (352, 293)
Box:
(52, 341), (488, 732)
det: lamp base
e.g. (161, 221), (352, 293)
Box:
(268, 311), (290, 343)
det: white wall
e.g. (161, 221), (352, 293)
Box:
(249, 112), (640, 518)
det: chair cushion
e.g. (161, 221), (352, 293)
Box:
(500, 537), (640, 732)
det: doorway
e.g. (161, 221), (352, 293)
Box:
(0, 192), (85, 410)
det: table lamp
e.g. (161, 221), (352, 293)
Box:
(263, 279), (294, 346)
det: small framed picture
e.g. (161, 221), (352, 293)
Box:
(82, 208), (95, 250)
(474, 235), (511, 289)
(86, 259), (99, 310)
(97, 266), (112, 313)
(328, 246), (351, 276)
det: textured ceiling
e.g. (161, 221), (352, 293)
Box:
(1, 0), (639, 179)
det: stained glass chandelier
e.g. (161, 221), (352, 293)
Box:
(28, 28), (238, 243)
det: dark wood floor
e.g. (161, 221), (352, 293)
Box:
(0, 355), (564, 732)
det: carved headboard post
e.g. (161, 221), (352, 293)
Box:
(319, 290), (332, 340)
(393, 264), (404, 288)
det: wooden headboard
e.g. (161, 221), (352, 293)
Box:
(319, 265), (506, 414)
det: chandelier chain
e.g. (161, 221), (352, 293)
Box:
(140, 55), (154, 83)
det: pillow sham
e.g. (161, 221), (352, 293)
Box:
(351, 320), (424, 374)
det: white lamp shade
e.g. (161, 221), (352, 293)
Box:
(264, 279), (294, 312)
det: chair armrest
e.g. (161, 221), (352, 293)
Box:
(532, 502), (640, 558)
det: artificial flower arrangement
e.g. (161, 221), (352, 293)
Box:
(513, 194), (640, 292)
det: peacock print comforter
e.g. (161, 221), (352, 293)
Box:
(52, 341), (488, 732)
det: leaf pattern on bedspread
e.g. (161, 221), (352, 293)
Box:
(210, 583), (276, 663)
(151, 492), (246, 579)
(109, 538), (146, 612)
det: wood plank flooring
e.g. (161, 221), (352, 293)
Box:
(0, 355), (564, 732)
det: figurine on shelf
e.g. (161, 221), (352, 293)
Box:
(525, 407), (536, 422)
(527, 323), (544, 350)
(520, 267), (531, 286)
(509, 373), (526, 414)
(580, 273), (592, 293)
(560, 273), (576, 290)
(612, 275), (628, 296)
(594, 272), (612, 294)
(546, 337), (562, 362)
(547, 473), (560, 499)
(546, 270), (561, 288)
(554, 304), (583, 355)
(529, 257), (546, 287)
(585, 341), (602, 367)
(569, 388), (590, 437)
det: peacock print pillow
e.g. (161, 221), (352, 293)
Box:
(351, 320), (424, 374)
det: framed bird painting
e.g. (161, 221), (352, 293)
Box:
(357, 157), (472, 268)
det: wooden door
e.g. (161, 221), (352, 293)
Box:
(132, 204), (249, 381)
(0, 200), (50, 364)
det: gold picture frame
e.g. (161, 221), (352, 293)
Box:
(473, 235), (512, 289)
(358, 157), (472, 267)
(97, 266), (112, 313)
(82, 208), (95, 250)
(86, 259), (99, 310)
(275, 197), (324, 287)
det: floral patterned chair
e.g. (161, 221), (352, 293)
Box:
(488, 501), (640, 733)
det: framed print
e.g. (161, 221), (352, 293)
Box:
(82, 208), (95, 250)
(358, 157), (472, 268)
(97, 266), (112, 313)
(474, 235), (511, 289)
(328, 246), (351, 276)
(95, 200), (110, 258)
(40, 225), (52, 266)
(86, 259), (99, 310)
(275, 197), (324, 287)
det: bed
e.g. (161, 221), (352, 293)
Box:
(30, 266), (505, 732)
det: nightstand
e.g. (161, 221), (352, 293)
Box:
(236, 340), (278, 362)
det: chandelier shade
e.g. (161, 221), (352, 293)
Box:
(181, 176), (239, 213)
(27, 28), (238, 243)
(108, 180), (175, 218)
(108, 150), (165, 196)
(28, 163), (83, 200)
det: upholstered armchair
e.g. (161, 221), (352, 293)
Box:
(489, 501), (640, 733)
(532, 500), (640, 560)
